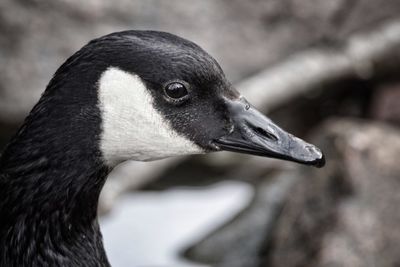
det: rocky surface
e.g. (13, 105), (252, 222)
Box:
(263, 119), (400, 267)
(185, 171), (297, 267)
(371, 84), (400, 126)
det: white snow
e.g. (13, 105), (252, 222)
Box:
(100, 181), (253, 267)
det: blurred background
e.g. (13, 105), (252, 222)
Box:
(1, 0), (400, 266)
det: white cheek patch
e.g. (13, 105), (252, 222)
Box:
(98, 67), (204, 166)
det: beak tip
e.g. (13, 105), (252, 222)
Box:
(300, 144), (325, 168)
(306, 146), (325, 168)
(312, 153), (325, 168)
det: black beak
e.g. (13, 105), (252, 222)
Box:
(213, 98), (325, 168)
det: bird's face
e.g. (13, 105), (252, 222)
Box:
(91, 31), (324, 167)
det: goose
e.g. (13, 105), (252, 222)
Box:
(0, 30), (324, 267)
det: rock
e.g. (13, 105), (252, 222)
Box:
(371, 84), (400, 126)
(262, 119), (400, 267)
(185, 171), (298, 267)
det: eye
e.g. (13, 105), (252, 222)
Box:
(164, 82), (189, 100)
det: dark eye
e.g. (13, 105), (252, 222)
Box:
(164, 82), (188, 100)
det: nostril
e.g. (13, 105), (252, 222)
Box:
(253, 126), (278, 141)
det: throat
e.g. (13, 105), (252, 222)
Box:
(0, 142), (111, 266)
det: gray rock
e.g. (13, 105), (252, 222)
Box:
(371, 84), (400, 126)
(185, 171), (298, 267)
(264, 119), (400, 267)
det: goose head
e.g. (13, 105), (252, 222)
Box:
(90, 31), (324, 167)
(2, 30), (324, 171)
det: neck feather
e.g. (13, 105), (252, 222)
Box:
(0, 90), (112, 266)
